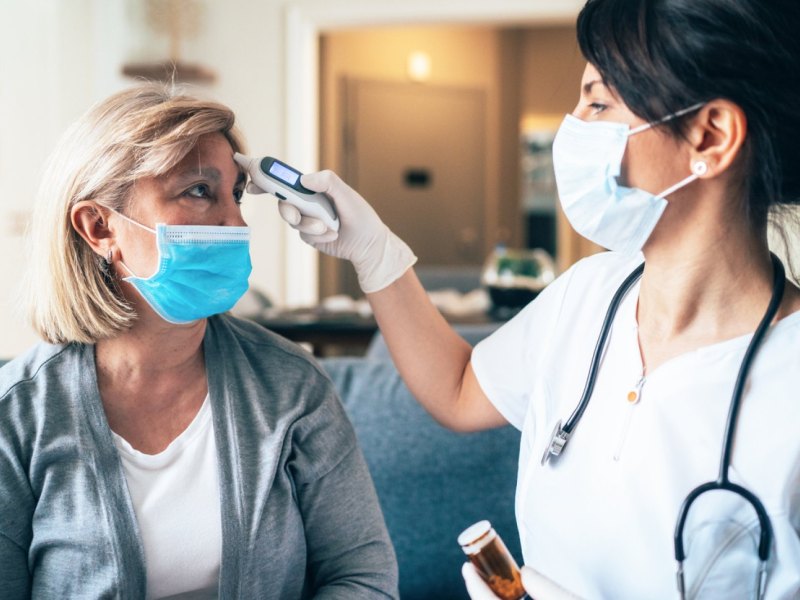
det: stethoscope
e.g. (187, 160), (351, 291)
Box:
(540, 254), (786, 600)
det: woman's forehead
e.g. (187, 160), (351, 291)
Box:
(581, 63), (604, 87)
(166, 133), (240, 179)
(181, 132), (232, 163)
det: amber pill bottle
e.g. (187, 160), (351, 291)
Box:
(458, 520), (528, 600)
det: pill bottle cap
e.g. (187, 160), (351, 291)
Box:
(458, 520), (497, 555)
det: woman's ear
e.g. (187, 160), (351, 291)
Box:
(70, 201), (114, 259)
(686, 100), (747, 178)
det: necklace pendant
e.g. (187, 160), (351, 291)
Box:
(614, 375), (646, 461)
(626, 375), (646, 405)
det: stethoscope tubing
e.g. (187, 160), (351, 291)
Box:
(718, 254), (786, 483)
(561, 262), (645, 436)
(673, 254), (784, 565)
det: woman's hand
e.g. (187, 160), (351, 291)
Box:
(248, 169), (416, 293)
(462, 562), (583, 600)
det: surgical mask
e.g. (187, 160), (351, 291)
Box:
(552, 104), (705, 255)
(115, 212), (252, 324)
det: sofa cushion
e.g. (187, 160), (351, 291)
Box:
(321, 357), (521, 600)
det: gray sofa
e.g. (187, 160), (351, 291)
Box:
(320, 327), (522, 599)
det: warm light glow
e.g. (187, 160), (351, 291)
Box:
(520, 114), (564, 133)
(407, 51), (431, 82)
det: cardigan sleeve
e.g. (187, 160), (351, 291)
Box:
(0, 385), (34, 598)
(0, 531), (30, 598)
(289, 386), (399, 599)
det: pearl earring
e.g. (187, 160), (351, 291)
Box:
(692, 161), (709, 176)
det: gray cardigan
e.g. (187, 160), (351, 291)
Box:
(0, 314), (398, 599)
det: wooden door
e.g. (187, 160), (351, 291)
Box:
(338, 78), (487, 295)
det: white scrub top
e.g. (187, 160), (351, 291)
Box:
(472, 251), (800, 599)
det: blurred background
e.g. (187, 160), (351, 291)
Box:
(0, 0), (598, 357)
(3, 0), (794, 359)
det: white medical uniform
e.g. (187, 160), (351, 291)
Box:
(472, 251), (800, 599)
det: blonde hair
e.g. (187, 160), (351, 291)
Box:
(26, 82), (244, 344)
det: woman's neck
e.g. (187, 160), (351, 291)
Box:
(97, 313), (206, 374)
(94, 308), (207, 408)
(94, 313), (208, 452)
(636, 205), (777, 372)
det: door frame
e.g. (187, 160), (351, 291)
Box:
(282, 0), (583, 304)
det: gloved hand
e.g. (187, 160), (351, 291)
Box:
(462, 562), (583, 600)
(247, 170), (417, 294)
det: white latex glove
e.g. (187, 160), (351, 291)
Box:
(247, 170), (417, 294)
(462, 562), (583, 600)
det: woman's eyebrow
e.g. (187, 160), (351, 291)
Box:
(582, 79), (606, 94)
(171, 167), (222, 184)
(169, 166), (245, 190)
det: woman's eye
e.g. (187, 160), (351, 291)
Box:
(589, 102), (609, 114)
(185, 183), (212, 199)
(233, 188), (244, 205)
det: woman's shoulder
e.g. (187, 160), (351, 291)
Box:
(503, 251), (641, 334)
(209, 315), (319, 369)
(207, 314), (334, 393)
(754, 308), (800, 380)
(0, 342), (82, 401)
(206, 315), (352, 453)
(0, 343), (87, 456)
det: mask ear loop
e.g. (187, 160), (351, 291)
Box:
(625, 103), (707, 198)
(629, 102), (706, 136)
(656, 160), (708, 199)
(110, 210), (157, 279)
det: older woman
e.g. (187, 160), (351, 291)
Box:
(0, 84), (397, 599)
(266, 0), (800, 597)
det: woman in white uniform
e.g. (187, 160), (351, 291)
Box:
(261, 0), (800, 596)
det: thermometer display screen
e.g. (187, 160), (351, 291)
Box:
(269, 161), (300, 186)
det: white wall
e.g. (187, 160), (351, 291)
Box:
(0, 0), (132, 357)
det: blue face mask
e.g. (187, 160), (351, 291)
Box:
(115, 213), (252, 324)
(552, 103), (705, 255)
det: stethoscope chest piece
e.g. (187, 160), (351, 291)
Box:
(541, 420), (570, 466)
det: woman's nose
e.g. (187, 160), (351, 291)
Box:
(223, 214), (248, 227)
(220, 199), (247, 227)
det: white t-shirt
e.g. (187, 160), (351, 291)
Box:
(113, 396), (221, 600)
(472, 251), (800, 599)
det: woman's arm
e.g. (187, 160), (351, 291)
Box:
(0, 532), (30, 598)
(265, 170), (507, 432)
(0, 405), (33, 598)
(290, 385), (398, 599)
(367, 268), (508, 432)
(298, 443), (398, 599)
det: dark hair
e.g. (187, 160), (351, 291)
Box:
(576, 0), (800, 228)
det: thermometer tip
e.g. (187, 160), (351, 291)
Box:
(232, 152), (251, 169)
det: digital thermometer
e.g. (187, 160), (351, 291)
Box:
(234, 153), (340, 232)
